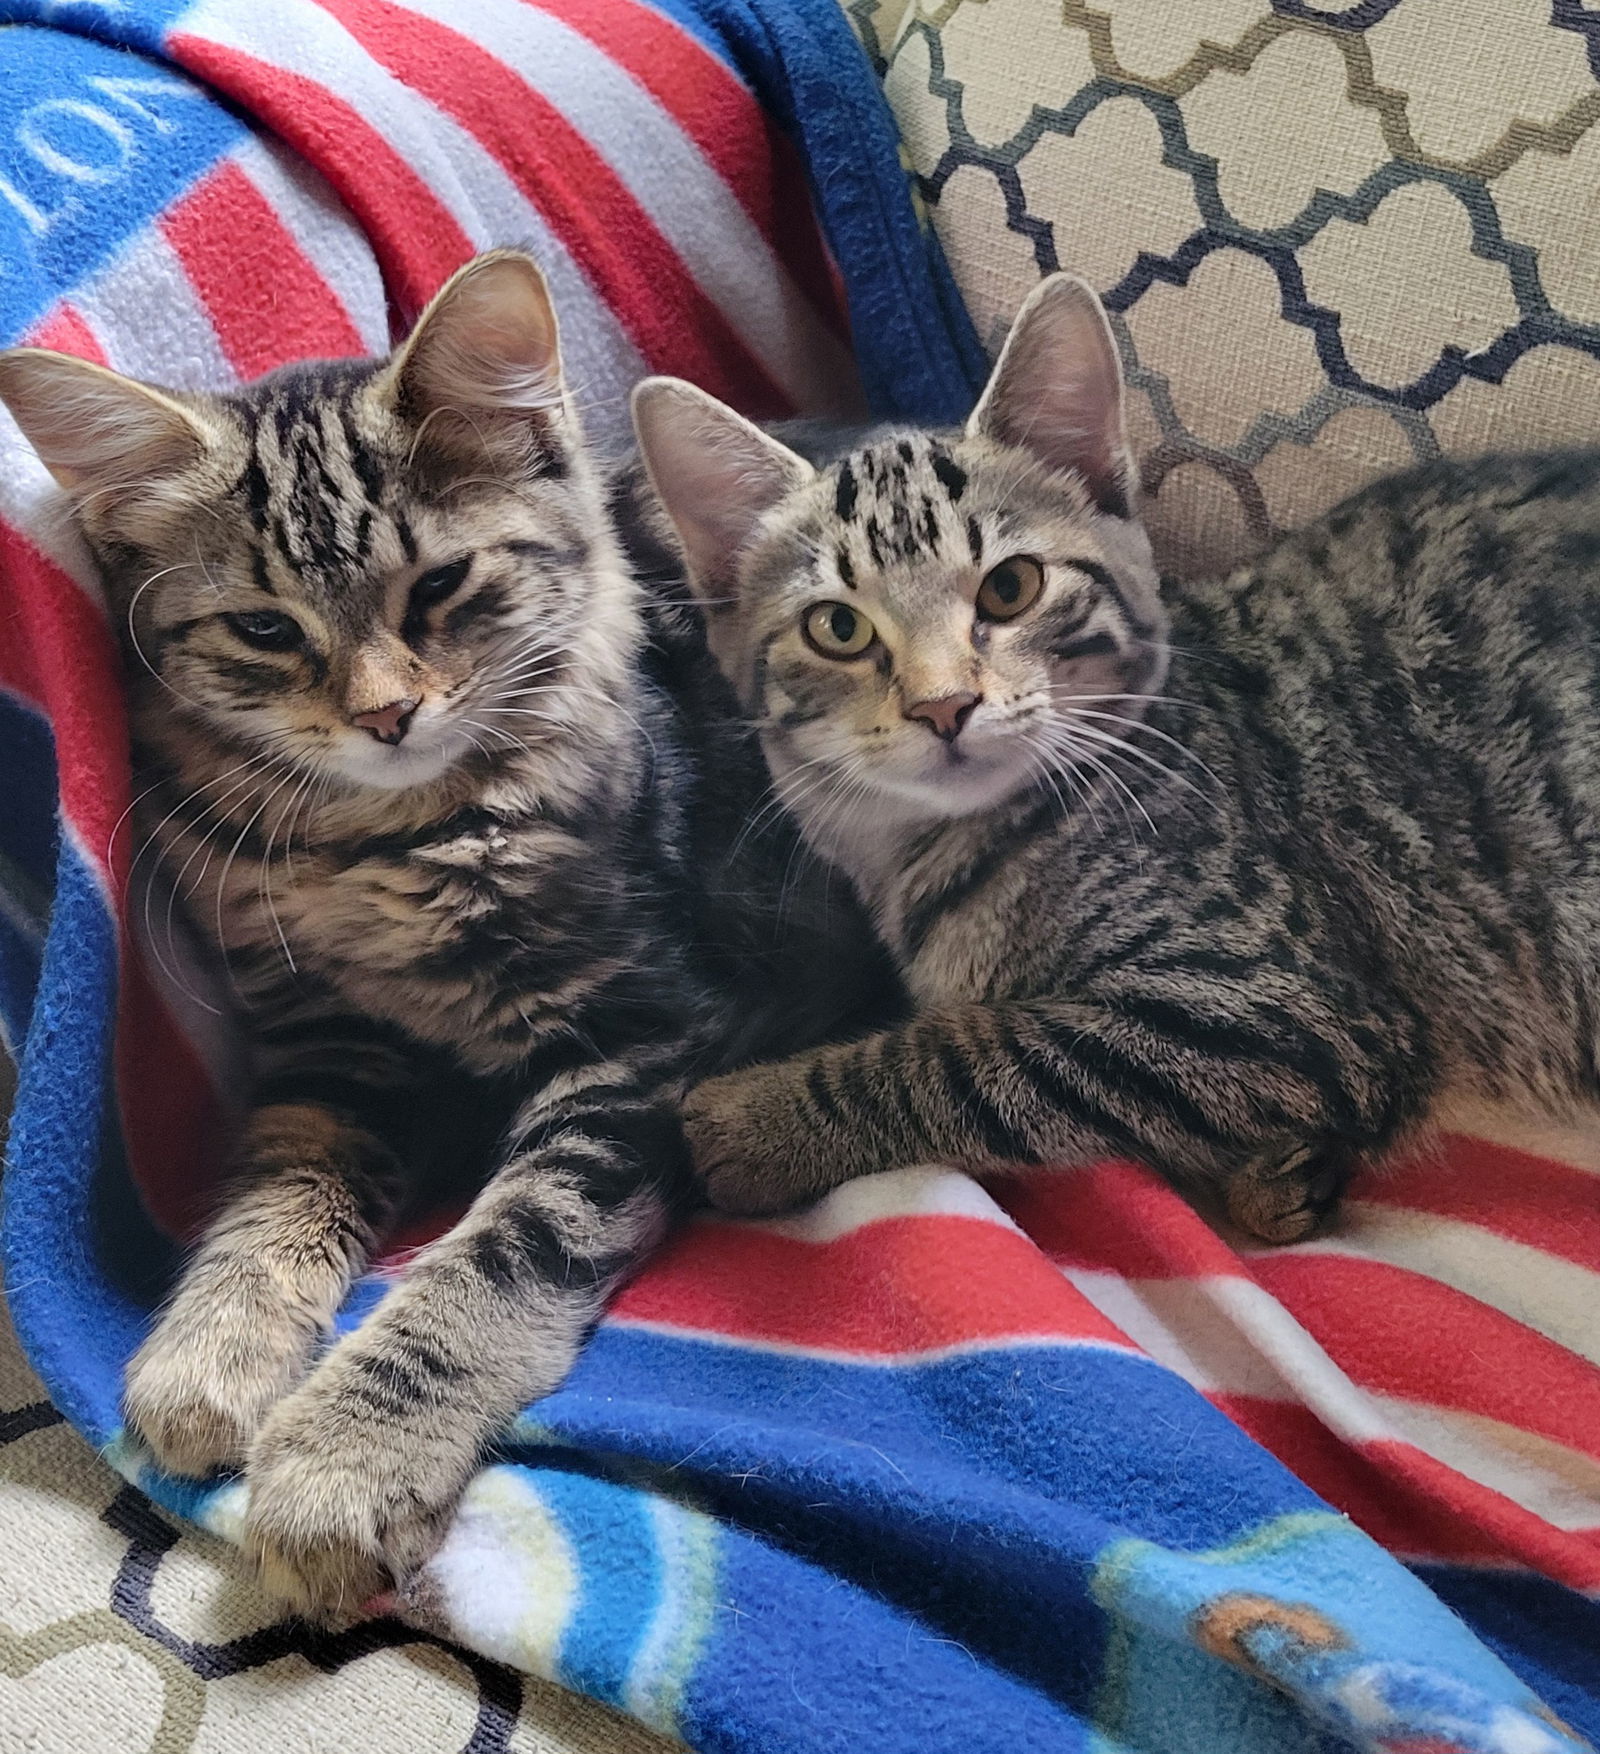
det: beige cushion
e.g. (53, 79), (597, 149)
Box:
(862, 0), (1600, 577)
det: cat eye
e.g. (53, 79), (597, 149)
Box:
(410, 557), (471, 608)
(224, 610), (303, 652)
(803, 600), (876, 659)
(976, 555), (1044, 622)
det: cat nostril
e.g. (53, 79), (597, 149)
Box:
(904, 691), (982, 743)
(351, 697), (419, 746)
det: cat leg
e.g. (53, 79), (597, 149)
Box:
(124, 1101), (400, 1476)
(685, 996), (1392, 1234)
(242, 1076), (684, 1616)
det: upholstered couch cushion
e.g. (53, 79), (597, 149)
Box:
(859, 0), (1600, 578)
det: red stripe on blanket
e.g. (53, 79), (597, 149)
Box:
(611, 1213), (1136, 1356)
(1349, 1134), (1600, 1268)
(312, 0), (790, 416)
(160, 160), (368, 376)
(998, 1161), (1253, 1281)
(528, 0), (851, 345)
(0, 527), (120, 861)
(26, 304), (108, 364)
(0, 523), (222, 1233)
(1246, 1252), (1600, 1463)
(168, 35), (476, 319)
(1212, 1393), (1600, 1590)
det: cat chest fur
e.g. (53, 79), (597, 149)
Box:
(160, 784), (635, 1070)
(872, 819), (1044, 1006)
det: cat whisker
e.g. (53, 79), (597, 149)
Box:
(1055, 691), (1191, 709)
(1023, 732), (1094, 833)
(459, 716), (525, 754)
(213, 764), (306, 998)
(1058, 706), (1222, 796)
(1047, 731), (1156, 842)
(1029, 724), (1140, 841)
(258, 775), (307, 977)
(108, 769), (206, 874)
(147, 752), (290, 1008)
(774, 756), (871, 930)
(125, 567), (217, 714)
(730, 752), (843, 859)
(1056, 715), (1216, 806)
(453, 722), (502, 765)
(279, 765), (326, 894)
(489, 631), (569, 670)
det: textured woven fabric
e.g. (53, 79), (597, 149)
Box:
(861, 0), (1600, 578)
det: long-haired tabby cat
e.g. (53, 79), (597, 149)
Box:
(0, 251), (889, 1614)
(634, 273), (1600, 1235)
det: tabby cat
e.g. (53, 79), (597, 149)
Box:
(634, 272), (1600, 1236)
(0, 251), (888, 1614)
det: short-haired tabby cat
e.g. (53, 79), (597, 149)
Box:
(635, 273), (1600, 1235)
(0, 251), (891, 1615)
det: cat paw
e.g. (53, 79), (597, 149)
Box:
(125, 1279), (321, 1477)
(1225, 1142), (1350, 1244)
(243, 1357), (474, 1618)
(683, 1066), (833, 1216)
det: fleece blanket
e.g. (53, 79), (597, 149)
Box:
(0, 2), (1596, 1750)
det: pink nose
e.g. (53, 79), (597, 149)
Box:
(351, 698), (419, 746)
(904, 691), (981, 743)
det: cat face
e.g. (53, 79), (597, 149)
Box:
(633, 275), (1167, 829)
(0, 252), (636, 794)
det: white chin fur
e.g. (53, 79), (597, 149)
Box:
(871, 742), (1033, 818)
(330, 725), (461, 791)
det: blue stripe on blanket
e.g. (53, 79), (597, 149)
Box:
(683, 1518), (1103, 1752)
(0, 24), (243, 341)
(637, 0), (989, 423)
(539, 1327), (1327, 1554)
(538, 1470), (670, 1710)
(0, 835), (144, 1446)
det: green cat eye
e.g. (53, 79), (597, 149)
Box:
(225, 609), (303, 652)
(803, 600), (876, 659)
(976, 555), (1044, 622)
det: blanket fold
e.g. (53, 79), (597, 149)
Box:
(0, 3), (1596, 1750)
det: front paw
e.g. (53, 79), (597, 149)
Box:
(684, 1065), (834, 1216)
(125, 1271), (322, 1477)
(243, 1355), (476, 1618)
(1225, 1141), (1350, 1244)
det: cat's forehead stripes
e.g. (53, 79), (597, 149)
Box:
(818, 435), (976, 580)
(233, 363), (404, 598)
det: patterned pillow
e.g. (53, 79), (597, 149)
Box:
(853, 0), (1600, 579)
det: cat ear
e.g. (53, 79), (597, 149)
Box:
(967, 273), (1135, 519)
(0, 348), (209, 497)
(631, 377), (813, 604)
(384, 249), (568, 469)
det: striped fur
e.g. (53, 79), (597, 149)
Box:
(0, 251), (890, 1615)
(636, 274), (1600, 1243)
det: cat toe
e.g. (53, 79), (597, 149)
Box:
(684, 1073), (833, 1214)
(124, 1368), (256, 1477)
(1225, 1143), (1350, 1245)
(243, 1374), (470, 1619)
(124, 1269), (329, 1476)
(125, 1334), (287, 1477)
